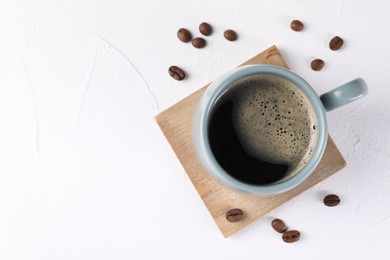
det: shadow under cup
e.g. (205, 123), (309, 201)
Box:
(194, 65), (328, 195)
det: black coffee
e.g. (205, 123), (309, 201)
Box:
(208, 74), (318, 185)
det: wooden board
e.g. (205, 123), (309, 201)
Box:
(155, 45), (346, 238)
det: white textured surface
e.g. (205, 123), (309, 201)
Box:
(0, 0), (389, 259)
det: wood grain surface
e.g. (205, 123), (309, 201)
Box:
(155, 45), (346, 238)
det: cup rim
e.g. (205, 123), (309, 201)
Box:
(194, 65), (328, 195)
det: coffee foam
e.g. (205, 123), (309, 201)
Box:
(218, 74), (318, 180)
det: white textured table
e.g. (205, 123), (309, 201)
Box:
(0, 1), (389, 259)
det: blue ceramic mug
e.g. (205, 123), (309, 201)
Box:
(193, 65), (368, 195)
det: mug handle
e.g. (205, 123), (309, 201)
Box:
(320, 78), (368, 111)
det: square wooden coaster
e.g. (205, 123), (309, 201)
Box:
(155, 46), (346, 238)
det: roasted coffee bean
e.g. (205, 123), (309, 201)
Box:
(168, 66), (185, 81)
(271, 218), (287, 233)
(199, 22), (212, 36)
(329, 36), (344, 51)
(226, 208), (244, 222)
(192, 37), (206, 48)
(224, 29), (237, 41)
(323, 194), (341, 207)
(311, 59), (325, 71)
(282, 230), (300, 243)
(177, 28), (192, 43)
(290, 20), (304, 31)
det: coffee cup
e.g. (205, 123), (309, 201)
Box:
(193, 65), (368, 195)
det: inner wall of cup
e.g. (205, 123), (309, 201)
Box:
(206, 72), (321, 185)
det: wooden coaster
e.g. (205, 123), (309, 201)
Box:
(155, 46), (346, 238)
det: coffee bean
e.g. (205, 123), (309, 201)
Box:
(329, 36), (344, 51)
(224, 29), (237, 41)
(226, 208), (244, 222)
(323, 194), (341, 207)
(199, 22), (212, 36)
(192, 37), (206, 48)
(290, 20), (304, 31)
(282, 230), (300, 243)
(168, 66), (185, 81)
(271, 218), (287, 233)
(311, 59), (325, 71)
(177, 28), (192, 43)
